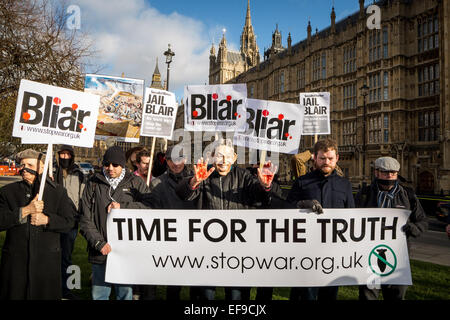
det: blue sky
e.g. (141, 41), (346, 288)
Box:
(73, 0), (365, 101)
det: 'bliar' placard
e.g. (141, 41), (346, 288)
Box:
(13, 79), (100, 148)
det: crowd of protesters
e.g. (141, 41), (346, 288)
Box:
(0, 138), (430, 300)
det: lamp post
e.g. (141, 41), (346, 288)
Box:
(164, 44), (175, 91)
(360, 83), (369, 185)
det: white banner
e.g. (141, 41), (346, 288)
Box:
(105, 208), (412, 287)
(13, 80), (100, 148)
(233, 98), (304, 154)
(300, 92), (330, 135)
(184, 84), (247, 132)
(140, 88), (177, 139)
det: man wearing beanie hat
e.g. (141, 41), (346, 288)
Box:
(54, 145), (85, 300)
(0, 148), (76, 299)
(80, 145), (149, 300)
(356, 156), (427, 300)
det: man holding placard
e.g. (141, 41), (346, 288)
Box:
(0, 149), (76, 300)
(80, 146), (149, 300)
(287, 139), (355, 300)
(176, 139), (276, 300)
(356, 156), (427, 300)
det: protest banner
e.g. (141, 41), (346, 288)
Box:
(13, 80), (100, 148)
(233, 98), (304, 155)
(140, 88), (177, 140)
(105, 208), (412, 287)
(84, 74), (144, 143)
(140, 88), (178, 186)
(300, 92), (330, 136)
(184, 84), (247, 132)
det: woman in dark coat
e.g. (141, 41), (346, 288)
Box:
(0, 149), (76, 300)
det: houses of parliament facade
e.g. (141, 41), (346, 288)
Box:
(209, 0), (450, 194)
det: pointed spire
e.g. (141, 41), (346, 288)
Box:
(210, 43), (215, 56)
(153, 57), (160, 75)
(220, 29), (227, 47)
(245, 0), (251, 27)
(331, 6), (336, 33)
(307, 20), (312, 42)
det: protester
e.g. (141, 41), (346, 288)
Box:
(246, 163), (294, 301)
(55, 144), (85, 300)
(80, 146), (149, 300)
(356, 156), (427, 300)
(143, 144), (195, 300)
(0, 149), (76, 300)
(176, 139), (276, 301)
(287, 138), (354, 301)
(125, 146), (145, 172)
(134, 149), (151, 182)
(131, 148), (154, 300)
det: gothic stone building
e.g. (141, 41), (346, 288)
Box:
(210, 0), (450, 194)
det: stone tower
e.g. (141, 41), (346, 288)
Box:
(150, 58), (164, 89)
(209, 0), (260, 84)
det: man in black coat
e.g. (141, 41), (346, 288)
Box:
(80, 146), (149, 300)
(55, 144), (85, 300)
(355, 156), (427, 300)
(176, 139), (276, 301)
(0, 149), (76, 300)
(287, 138), (355, 301)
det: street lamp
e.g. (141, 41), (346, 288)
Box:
(163, 44), (175, 91)
(360, 83), (369, 185)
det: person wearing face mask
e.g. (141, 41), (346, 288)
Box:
(0, 149), (76, 300)
(80, 146), (149, 300)
(142, 145), (195, 300)
(287, 138), (355, 301)
(55, 145), (85, 300)
(355, 156), (427, 300)
(176, 139), (276, 301)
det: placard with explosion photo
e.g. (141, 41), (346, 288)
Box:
(84, 74), (144, 142)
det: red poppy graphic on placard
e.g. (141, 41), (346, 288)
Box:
(22, 112), (30, 122)
(53, 97), (61, 105)
(193, 110), (198, 118)
(278, 114), (284, 120)
(226, 95), (232, 101)
(262, 110), (269, 117)
(212, 93), (218, 100)
(72, 104), (78, 110)
(79, 124), (83, 130)
(285, 133), (290, 137)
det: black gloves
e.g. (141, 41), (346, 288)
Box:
(296, 199), (323, 214)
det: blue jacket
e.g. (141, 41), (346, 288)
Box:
(287, 169), (355, 208)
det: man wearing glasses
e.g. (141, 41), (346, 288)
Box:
(80, 146), (149, 300)
(355, 156), (427, 300)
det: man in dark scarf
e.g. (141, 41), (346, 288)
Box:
(355, 156), (427, 300)
(55, 145), (85, 300)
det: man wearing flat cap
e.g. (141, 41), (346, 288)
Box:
(355, 156), (427, 300)
(0, 149), (76, 300)
(80, 145), (149, 300)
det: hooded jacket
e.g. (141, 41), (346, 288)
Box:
(55, 145), (85, 212)
(79, 169), (149, 264)
(176, 166), (271, 210)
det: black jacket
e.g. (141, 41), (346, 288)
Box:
(0, 178), (76, 300)
(143, 168), (196, 210)
(176, 166), (271, 210)
(355, 181), (428, 238)
(287, 169), (355, 208)
(80, 170), (149, 264)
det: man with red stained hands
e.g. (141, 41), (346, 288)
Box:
(176, 139), (277, 301)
